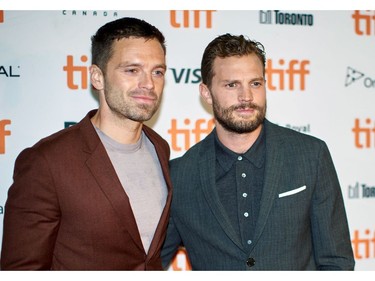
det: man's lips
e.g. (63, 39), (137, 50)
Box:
(235, 105), (256, 112)
(131, 94), (157, 103)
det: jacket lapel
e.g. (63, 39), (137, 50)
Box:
(79, 111), (144, 252)
(199, 132), (244, 251)
(142, 126), (173, 258)
(252, 120), (285, 247)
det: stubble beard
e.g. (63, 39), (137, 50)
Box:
(213, 99), (267, 134)
(105, 85), (161, 122)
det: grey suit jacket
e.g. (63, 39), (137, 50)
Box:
(162, 119), (355, 270)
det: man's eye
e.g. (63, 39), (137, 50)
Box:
(125, 68), (138, 73)
(251, 81), (263, 88)
(226, 82), (236, 88)
(153, 70), (165, 76)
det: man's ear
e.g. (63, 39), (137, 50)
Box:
(199, 83), (213, 105)
(90, 65), (104, 90)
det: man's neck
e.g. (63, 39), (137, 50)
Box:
(91, 109), (143, 145)
(215, 123), (263, 154)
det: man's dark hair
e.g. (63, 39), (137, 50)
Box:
(201, 33), (266, 88)
(91, 17), (166, 74)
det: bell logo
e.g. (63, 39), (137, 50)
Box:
(266, 59), (310, 91)
(0, 119), (11, 154)
(63, 55), (89, 90)
(345, 67), (365, 87)
(352, 10), (375, 36)
(345, 66), (375, 88)
(170, 10), (216, 28)
(0, 11), (4, 23)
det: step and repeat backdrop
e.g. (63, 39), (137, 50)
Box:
(0, 10), (374, 270)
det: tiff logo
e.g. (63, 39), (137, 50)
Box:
(352, 10), (375, 36)
(352, 118), (375, 148)
(63, 55), (89, 90)
(0, 11), (4, 23)
(348, 182), (375, 199)
(352, 229), (375, 260)
(170, 10), (216, 28)
(259, 10), (313, 26)
(0, 119), (11, 154)
(266, 59), (310, 91)
(168, 118), (214, 152)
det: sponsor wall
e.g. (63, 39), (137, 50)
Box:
(0, 10), (374, 270)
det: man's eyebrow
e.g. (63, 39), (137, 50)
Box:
(117, 62), (167, 70)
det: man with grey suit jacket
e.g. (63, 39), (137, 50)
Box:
(161, 33), (355, 270)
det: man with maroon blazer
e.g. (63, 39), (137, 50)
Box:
(1, 17), (172, 270)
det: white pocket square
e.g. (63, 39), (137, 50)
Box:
(278, 185), (306, 198)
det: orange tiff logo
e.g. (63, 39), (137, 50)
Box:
(168, 118), (214, 152)
(0, 11), (4, 23)
(0, 119), (11, 154)
(352, 10), (375, 36)
(63, 55), (89, 90)
(352, 118), (375, 149)
(352, 229), (375, 260)
(170, 10), (216, 28)
(266, 59), (310, 91)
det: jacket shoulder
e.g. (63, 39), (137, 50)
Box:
(170, 132), (213, 170)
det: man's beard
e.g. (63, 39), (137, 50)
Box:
(104, 83), (161, 122)
(212, 99), (266, 134)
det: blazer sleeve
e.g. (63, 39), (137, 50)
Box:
(161, 215), (183, 269)
(160, 159), (183, 269)
(1, 147), (60, 270)
(310, 142), (355, 270)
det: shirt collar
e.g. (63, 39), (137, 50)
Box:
(215, 125), (266, 172)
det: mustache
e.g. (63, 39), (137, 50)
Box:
(129, 89), (158, 99)
(232, 103), (262, 111)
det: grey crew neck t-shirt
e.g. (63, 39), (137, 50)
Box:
(95, 127), (167, 253)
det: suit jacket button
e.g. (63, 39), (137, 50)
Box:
(246, 257), (255, 267)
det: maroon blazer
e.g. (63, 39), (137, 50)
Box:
(1, 110), (172, 270)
